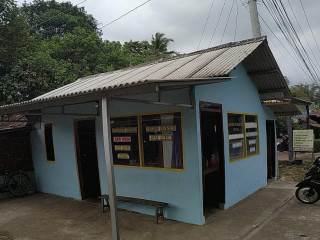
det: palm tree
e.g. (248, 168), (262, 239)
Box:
(150, 32), (174, 56)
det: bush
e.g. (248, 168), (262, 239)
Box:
(314, 139), (320, 153)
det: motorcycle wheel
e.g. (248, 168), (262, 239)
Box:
(295, 186), (320, 204)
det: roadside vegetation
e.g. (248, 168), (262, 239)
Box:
(278, 162), (312, 182)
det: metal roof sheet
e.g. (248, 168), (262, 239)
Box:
(0, 36), (292, 115)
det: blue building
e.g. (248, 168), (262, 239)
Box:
(0, 37), (300, 225)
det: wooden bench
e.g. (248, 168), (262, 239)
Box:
(98, 195), (168, 224)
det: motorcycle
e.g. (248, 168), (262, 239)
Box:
(295, 157), (320, 204)
(277, 135), (289, 152)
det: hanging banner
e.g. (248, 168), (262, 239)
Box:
(293, 130), (314, 151)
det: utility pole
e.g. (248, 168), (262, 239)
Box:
(248, 0), (262, 37)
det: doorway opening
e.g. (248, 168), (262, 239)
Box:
(74, 119), (101, 200)
(266, 120), (276, 179)
(200, 101), (225, 217)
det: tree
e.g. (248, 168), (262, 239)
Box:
(21, 0), (99, 39)
(0, 0), (30, 76)
(150, 32), (174, 56)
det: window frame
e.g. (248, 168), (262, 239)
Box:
(227, 112), (259, 163)
(43, 122), (56, 163)
(111, 110), (185, 172)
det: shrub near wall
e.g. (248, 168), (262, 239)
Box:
(314, 139), (320, 153)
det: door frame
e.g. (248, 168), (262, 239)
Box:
(73, 118), (102, 199)
(199, 101), (226, 210)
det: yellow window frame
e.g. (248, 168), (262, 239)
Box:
(43, 122), (56, 163)
(111, 110), (185, 172)
(227, 112), (260, 163)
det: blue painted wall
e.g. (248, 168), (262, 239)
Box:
(195, 64), (275, 209)
(31, 90), (205, 225)
(31, 64), (276, 225)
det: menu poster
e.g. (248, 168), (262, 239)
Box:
(110, 116), (140, 166)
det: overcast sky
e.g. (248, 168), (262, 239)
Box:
(17, 0), (320, 86)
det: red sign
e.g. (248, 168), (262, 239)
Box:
(113, 136), (131, 142)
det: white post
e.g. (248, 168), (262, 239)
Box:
(248, 0), (262, 38)
(101, 97), (120, 240)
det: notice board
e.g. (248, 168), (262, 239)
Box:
(293, 130), (314, 151)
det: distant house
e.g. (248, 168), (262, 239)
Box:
(0, 115), (33, 173)
(0, 37), (300, 225)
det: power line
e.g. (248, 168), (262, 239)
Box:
(239, 0), (312, 82)
(207, 0), (227, 48)
(233, 0), (239, 42)
(220, 0), (236, 44)
(197, 0), (216, 50)
(286, 0), (320, 70)
(299, 0), (320, 59)
(262, 0), (319, 83)
(100, 0), (151, 29)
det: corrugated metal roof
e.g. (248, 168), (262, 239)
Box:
(0, 36), (292, 115)
(262, 102), (301, 116)
(0, 115), (29, 132)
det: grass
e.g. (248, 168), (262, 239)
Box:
(278, 162), (313, 182)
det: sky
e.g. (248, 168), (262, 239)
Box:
(17, 0), (320, 86)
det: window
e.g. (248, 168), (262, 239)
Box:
(227, 113), (259, 162)
(110, 116), (140, 166)
(245, 115), (258, 156)
(110, 111), (184, 170)
(228, 113), (245, 161)
(44, 123), (55, 162)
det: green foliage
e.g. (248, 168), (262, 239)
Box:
(290, 83), (320, 104)
(21, 0), (99, 38)
(151, 32), (175, 56)
(276, 116), (288, 138)
(314, 139), (320, 153)
(0, 0), (30, 76)
(0, 0), (175, 104)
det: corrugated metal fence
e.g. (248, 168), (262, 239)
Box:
(0, 130), (33, 174)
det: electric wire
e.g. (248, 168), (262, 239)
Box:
(286, 0), (320, 70)
(262, 0), (318, 83)
(277, 0), (320, 80)
(207, 0), (227, 48)
(100, 0), (151, 29)
(220, 0), (236, 44)
(233, 0), (239, 42)
(197, 0), (216, 50)
(299, 0), (320, 59)
(240, 0), (312, 82)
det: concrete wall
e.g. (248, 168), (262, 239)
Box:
(31, 89), (205, 225)
(195, 64), (275, 209)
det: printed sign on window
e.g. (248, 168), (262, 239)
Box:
(146, 125), (176, 132)
(117, 153), (130, 159)
(113, 136), (131, 142)
(114, 145), (131, 151)
(149, 135), (172, 141)
(112, 127), (137, 133)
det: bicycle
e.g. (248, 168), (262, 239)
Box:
(0, 164), (31, 197)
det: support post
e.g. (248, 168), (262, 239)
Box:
(248, 0), (262, 38)
(306, 104), (310, 129)
(101, 97), (120, 240)
(287, 116), (293, 161)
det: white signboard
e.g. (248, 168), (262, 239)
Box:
(293, 130), (314, 152)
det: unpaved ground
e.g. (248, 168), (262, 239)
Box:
(0, 180), (319, 240)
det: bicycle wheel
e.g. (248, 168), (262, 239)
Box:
(8, 172), (31, 196)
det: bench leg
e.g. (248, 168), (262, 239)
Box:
(101, 198), (110, 213)
(155, 207), (164, 224)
